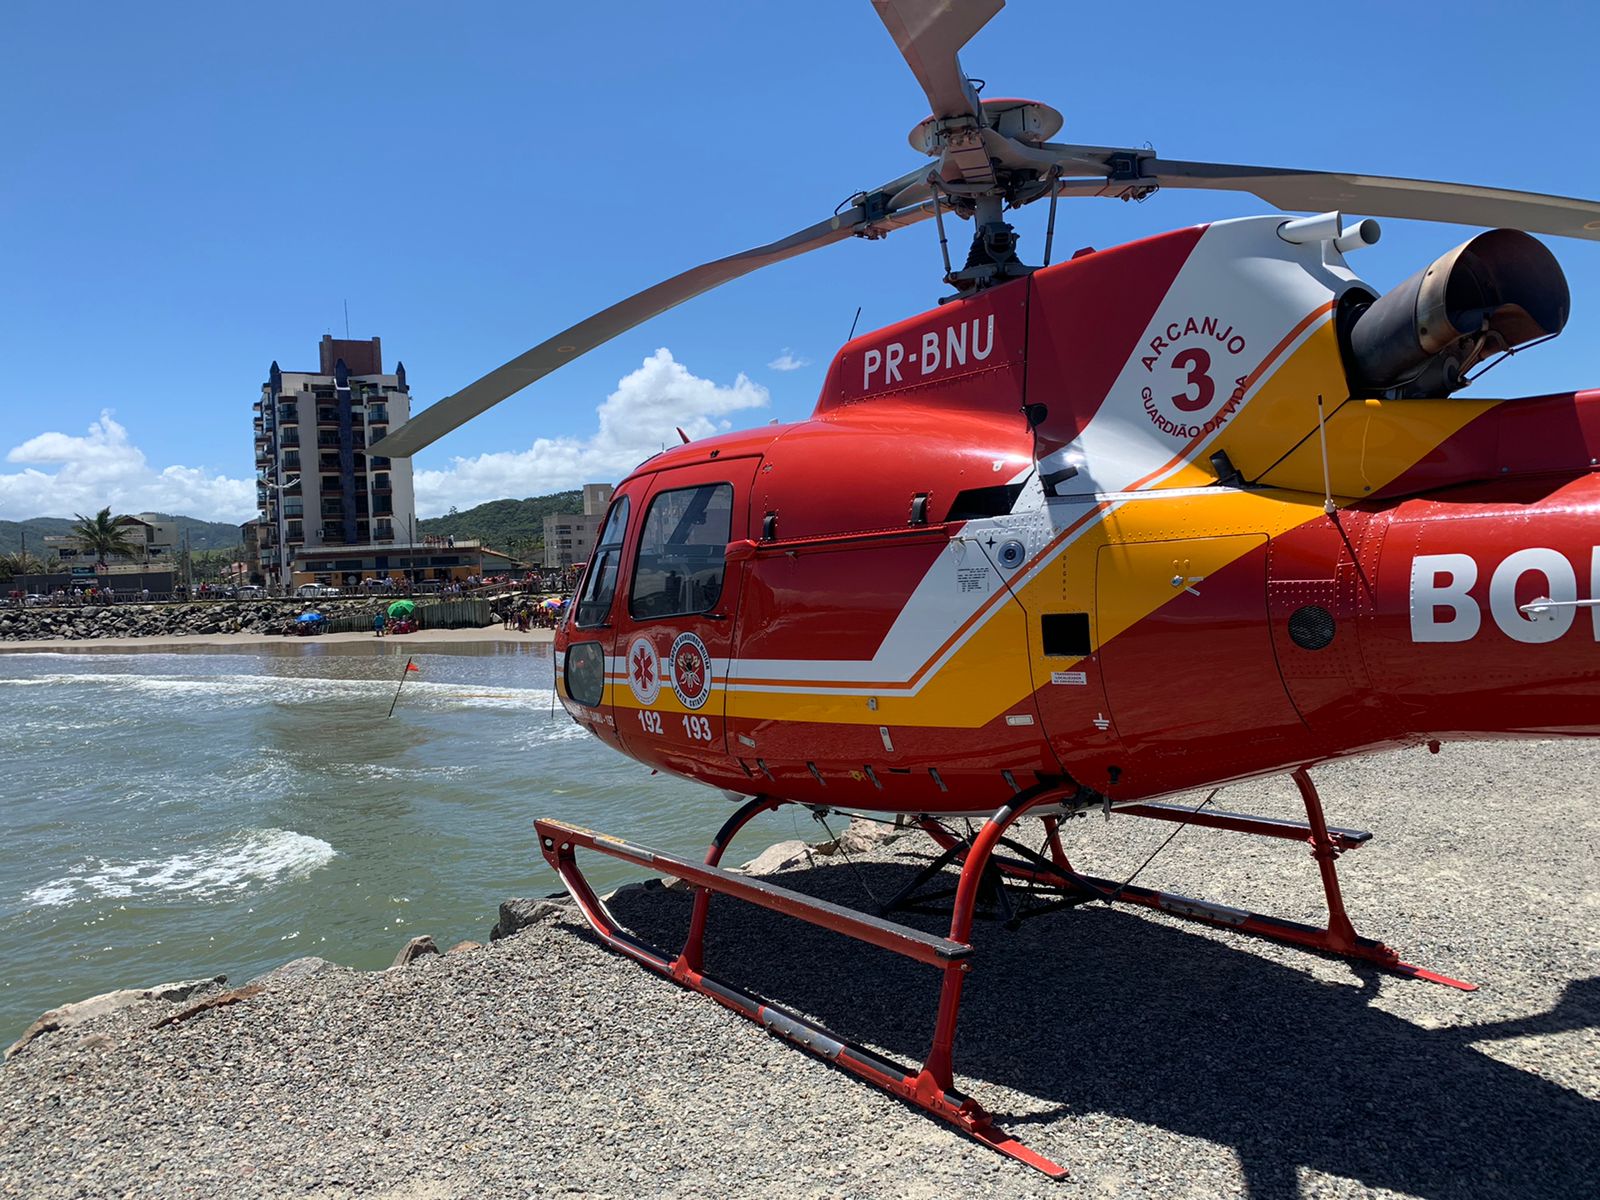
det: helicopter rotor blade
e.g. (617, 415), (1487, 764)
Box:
(1031, 143), (1600, 242)
(873, 0), (1004, 188)
(1136, 158), (1600, 242)
(367, 188), (937, 459)
(871, 0), (1001, 122)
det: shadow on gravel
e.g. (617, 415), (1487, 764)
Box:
(598, 850), (1599, 1200)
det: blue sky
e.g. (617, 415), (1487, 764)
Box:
(3, 0), (1597, 521)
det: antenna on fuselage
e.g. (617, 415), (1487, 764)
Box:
(1316, 394), (1336, 516)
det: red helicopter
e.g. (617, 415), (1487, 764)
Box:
(370, 0), (1600, 1177)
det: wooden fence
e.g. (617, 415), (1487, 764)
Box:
(320, 598), (493, 635)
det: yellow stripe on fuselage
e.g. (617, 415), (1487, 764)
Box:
(619, 327), (1504, 731)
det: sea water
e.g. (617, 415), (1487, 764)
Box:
(0, 641), (804, 1042)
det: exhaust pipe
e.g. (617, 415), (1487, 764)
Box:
(1344, 229), (1569, 395)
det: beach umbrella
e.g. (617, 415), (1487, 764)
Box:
(295, 611), (325, 623)
(541, 597), (563, 610)
(387, 599), (416, 617)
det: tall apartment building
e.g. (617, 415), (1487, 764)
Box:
(542, 483), (615, 569)
(253, 336), (416, 586)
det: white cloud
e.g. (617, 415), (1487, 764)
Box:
(767, 348), (810, 372)
(0, 351), (769, 525)
(413, 348), (769, 516)
(0, 411), (256, 523)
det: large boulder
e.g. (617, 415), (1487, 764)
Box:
(737, 839), (814, 875)
(5, 975), (225, 1059)
(388, 935), (440, 969)
(490, 896), (573, 941)
(814, 817), (903, 858)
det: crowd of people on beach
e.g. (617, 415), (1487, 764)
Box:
(498, 597), (568, 632)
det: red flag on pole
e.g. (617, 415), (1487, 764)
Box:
(388, 656), (417, 718)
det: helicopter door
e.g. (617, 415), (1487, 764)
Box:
(1095, 535), (1311, 798)
(563, 482), (647, 753)
(611, 458), (759, 766)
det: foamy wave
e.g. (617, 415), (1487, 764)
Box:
(23, 828), (337, 908)
(0, 672), (549, 710)
(523, 720), (592, 745)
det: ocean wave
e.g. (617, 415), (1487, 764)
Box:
(522, 720), (592, 745)
(0, 672), (550, 710)
(22, 828), (337, 908)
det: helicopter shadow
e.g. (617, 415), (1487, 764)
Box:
(603, 853), (1599, 1200)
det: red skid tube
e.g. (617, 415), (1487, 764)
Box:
(920, 768), (1475, 991)
(535, 785), (1076, 1180)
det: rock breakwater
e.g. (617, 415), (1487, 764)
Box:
(0, 599), (405, 642)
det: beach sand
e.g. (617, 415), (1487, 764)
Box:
(0, 625), (556, 654)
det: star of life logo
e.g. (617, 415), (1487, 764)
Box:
(669, 631), (713, 711)
(626, 636), (661, 705)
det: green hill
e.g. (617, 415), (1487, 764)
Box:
(1, 492), (587, 565)
(0, 512), (243, 558)
(417, 491), (583, 561)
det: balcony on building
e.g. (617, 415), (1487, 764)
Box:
(280, 431), (299, 447)
(283, 451), (301, 471)
(317, 407), (339, 427)
(319, 454), (340, 473)
(368, 404), (389, 425)
(282, 502), (304, 519)
(316, 431), (340, 448)
(277, 405), (297, 424)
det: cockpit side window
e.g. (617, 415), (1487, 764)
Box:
(573, 496), (630, 628)
(629, 483), (733, 619)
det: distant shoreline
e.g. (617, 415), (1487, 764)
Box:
(0, 625), (557, 654)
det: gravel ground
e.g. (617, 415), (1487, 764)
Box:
(1, 740), (1596, 1199)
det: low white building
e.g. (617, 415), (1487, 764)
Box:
(44, 515), (177, 569)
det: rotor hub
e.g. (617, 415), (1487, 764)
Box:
(908, 97), (1063, 157)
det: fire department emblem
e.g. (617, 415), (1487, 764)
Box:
(626, 635), (661, 706)
(669, 632), (713, 711)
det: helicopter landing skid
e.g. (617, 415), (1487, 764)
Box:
(534, 783), (1079, 1181)
(917, 766), (1476, 992)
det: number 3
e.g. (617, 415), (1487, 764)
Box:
(1170, 347), (1214, 412)
(681, 715), (712, 741)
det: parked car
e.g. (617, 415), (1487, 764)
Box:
(24, 594), (50, 607)
(236, 585), (265, 600)
(295, 584), (341, 598)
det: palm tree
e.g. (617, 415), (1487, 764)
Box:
(70, 507), (140, 569)
(0, 551), (46, 582)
